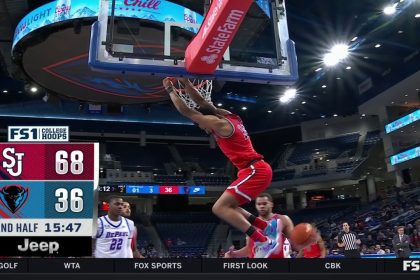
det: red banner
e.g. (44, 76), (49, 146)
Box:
(184, 0), (253, 74)
(0, 144), (96, 180)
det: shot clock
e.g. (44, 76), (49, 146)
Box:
(0, 132), (99, 256)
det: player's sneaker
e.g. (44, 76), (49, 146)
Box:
(253, 238), (278, 258)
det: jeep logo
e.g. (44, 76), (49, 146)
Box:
(17, 238), (59, 254)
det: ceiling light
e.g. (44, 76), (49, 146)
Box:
(375, 44), (381, 48)
(2, 90), (7, 93)
(398, 30), (404, 34)
(301, 101), (306, 104)
(415, 14), (420, 18)
(391, 101), (395, 104)
(315, 67), (322, 72)
(361, 114), (366, 117)
(383, 5), (396, 15)
(333, 114), (338, 117)
(404, 94), (408, 97)
(284, 88), (297, 99)
(241, 106), (247, 110)
(217, 103), (223, 106)
(267, 110), (272, 113)
(30, 86), (38, 93)
(331, 188), (335, 190)
(291, 112), (295, 115)
(323, 44), (349, 67)
(364, 56), (369, 59)
(331, 44), (349, 60)
(323, 52), (340, 67)
(280, 96), (290, 103)
(313, 95), (317, 98)
(346, 66), (351, 70)
(336, 77), (341, 80)
(351, 36), (358, 42)
(322, 85), (327, 88)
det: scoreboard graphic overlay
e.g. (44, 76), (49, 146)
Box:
(0, 143), (99, 256)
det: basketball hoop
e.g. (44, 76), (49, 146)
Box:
(174, 79), (213, 109)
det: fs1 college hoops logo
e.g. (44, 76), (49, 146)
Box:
(0, 185), (29, 214)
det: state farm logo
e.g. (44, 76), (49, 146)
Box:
(201, 54), (218, 65)
(123, 0), (161, 10)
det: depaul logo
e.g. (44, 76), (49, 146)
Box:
(0, 185), (29, 213)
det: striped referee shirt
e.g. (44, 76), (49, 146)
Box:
(338, 231), (359, 250)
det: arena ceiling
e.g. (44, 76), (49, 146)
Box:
(0, 0), (419, 133)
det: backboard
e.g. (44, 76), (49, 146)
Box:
(88, 0), (298, 85)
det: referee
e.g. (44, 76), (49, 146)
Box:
(337, 222), (361, 258)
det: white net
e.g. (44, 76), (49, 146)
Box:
(174, 79), (213, 109)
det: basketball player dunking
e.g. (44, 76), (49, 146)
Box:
(224, 193), (293, 258)
(121, 201), (143, 258)
(93, 196), (143, 258)
(164, 77), (278, 257)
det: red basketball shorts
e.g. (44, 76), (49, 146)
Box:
(225, 160), (273, 205)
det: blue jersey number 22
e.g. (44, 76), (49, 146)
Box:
(110, 238), (123, 250)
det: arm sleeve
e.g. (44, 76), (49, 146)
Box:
(95, 218), (103, 238)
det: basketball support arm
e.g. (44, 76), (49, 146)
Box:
(184, 0), (254, 74)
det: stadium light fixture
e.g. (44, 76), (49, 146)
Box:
(383, 4), (397, 15)
(323, 44), (349, 67)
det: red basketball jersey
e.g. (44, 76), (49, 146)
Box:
(249, 214), (291, 258)
(303, 243), (322, 258)
(213, 114), (263, 169)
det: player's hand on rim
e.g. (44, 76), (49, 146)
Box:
(163, 77), (176, 94)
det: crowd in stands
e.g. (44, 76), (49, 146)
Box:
(138, 241), (160, 258)
(320, 186), (420, 256)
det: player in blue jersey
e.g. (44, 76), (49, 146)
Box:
(93, 196), (143, 258)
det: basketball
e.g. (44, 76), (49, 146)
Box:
(290, 223), (315, 246)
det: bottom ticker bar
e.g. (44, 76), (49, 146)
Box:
(0, 258), (419, 274)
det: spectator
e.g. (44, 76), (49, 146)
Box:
(385, 248), (391, 254)
(377, 230), (386, 242)
(365, 234), (375, 247)
(392, 226), (411, 258)
(360, 244), (368, 255)
(410, 229), (420, 250)
(375, 244), (385, 255)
